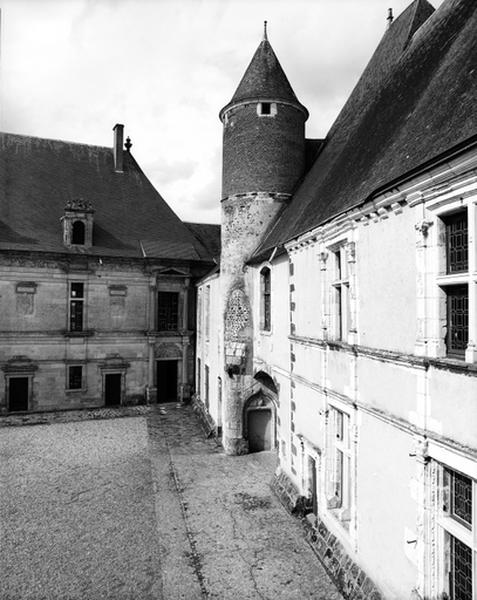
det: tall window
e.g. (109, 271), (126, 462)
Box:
(440, 210), (469, 358)
(331, 246), (349, 341)
(444, 211), (468, 274)
(327, 406), (352, 528)
(72, 221), (85, 245)
(205, 285), (210, 341)
(260, 267), (271, 331)
(157, 292), (179, 331)
(68, 366), (83, 390)
(204, 364), (210, 410)
(69, 282), (84, 332)
(197, 358), (201, 398)
(446, 286), (469, 357)
(440, 466), (474, 600)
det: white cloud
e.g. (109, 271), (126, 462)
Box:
(0, 0), (444, 224)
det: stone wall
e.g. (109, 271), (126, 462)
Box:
(271, 470), (384, 600)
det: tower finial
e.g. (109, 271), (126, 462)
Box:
(387, 8), (394, 28)
(263, 20), (268, 41)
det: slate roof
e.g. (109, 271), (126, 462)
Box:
(184, 222), (221, 261)
(220, 36), (307, 117)
(253, 0), (477, 259)
(0, 133), (213, 261)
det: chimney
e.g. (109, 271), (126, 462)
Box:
(387, 8), (394, 28)
(113, 123), (124, 172)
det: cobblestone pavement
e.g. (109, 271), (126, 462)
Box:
(1, 404), (343, 599)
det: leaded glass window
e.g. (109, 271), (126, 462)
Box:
(446, 286), (468, 357)
(444, 211), (468, 274)
(450, 536), (472, 600)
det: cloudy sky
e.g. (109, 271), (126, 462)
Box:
(0, 0), (444, 224)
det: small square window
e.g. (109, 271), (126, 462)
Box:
(68, 366), (83, 390)
(260, 102), (271, 115)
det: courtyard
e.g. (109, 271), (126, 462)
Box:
(0, 405), (342, 600)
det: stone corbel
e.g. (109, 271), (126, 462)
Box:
(319, 251), (328, 271)
(415, 219), (433, 238)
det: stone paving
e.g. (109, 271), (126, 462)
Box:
(1, 404), (343, 599)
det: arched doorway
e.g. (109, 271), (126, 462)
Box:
(247, 404), (273, 451)
(244, 391), (277, 453)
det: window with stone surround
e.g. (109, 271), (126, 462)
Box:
(196, 358), (201, 398)
(435, 464), (475, 600)
(330, 245), (350, 341)
(69, 282), (84, 332)
(326, 406), (352, 529)
(260, 267), (271, 331)
(205, 285), (210, 341)
(157, 291), (179, 331)
(204, 364), (209, 410)
(67, 365), (83, 390)
(435, 209), (470, 360)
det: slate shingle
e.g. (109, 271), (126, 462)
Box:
(0, 133), (212, 261)
(253, 0), (477, 259)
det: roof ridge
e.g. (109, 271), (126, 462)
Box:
(402, 0), (435, 50)
(1, 131), (111, 151)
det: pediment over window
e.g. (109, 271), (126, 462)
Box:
(155, 267), (189, 277)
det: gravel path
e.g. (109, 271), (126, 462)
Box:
(1, 418), (162, 600)
(1, 406), (343, 600)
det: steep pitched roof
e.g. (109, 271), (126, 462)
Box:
(221, 35), (307, 116)
(0, 133), (213, 261)
(184, 222), (221, 261)
(254, 0), (477, 258)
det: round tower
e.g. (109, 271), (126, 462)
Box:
(220, 23), (309, 456)
(220, 23), (308, 199)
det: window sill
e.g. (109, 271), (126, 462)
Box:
(65, 388), (86, 394)
(436, 273), (469, 286)
(260, 329), (273, 337)
(63, 330), (94, 338)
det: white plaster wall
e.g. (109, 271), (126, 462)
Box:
(358, 208), (417, 354)
(357, 357), (418, 423)
(428, 367), (477, 449)
(290, 245), (322, 339)
(356, 412), (418, 599)
(291, 343), (324, 386)
(196, 273), (222, 427)
(254, 254), (290, 372)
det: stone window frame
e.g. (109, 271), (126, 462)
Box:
(256, 101), (277, 117)
(326, 404), (353, 529)
(425, 443), (477, 599)
(205, 285), (211, 342)
(420, 195), (477, 363)
(65, 363), (85, 392)
(68, 280), (86, 333)
(326, 240), (351, 342)
(196, 357), (201, 399)
(260, 265), (272, 333)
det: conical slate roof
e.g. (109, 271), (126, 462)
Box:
(252, 0), (477, 260)
(222, 29), (306, 115)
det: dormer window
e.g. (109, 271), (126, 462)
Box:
(62, 198), (94, 248)
(72, 221), (86, 245)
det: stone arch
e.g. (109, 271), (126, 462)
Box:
(253, 370), (279, 397)
(154, 343), (182, 359)
(243, 390), (277, 453)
